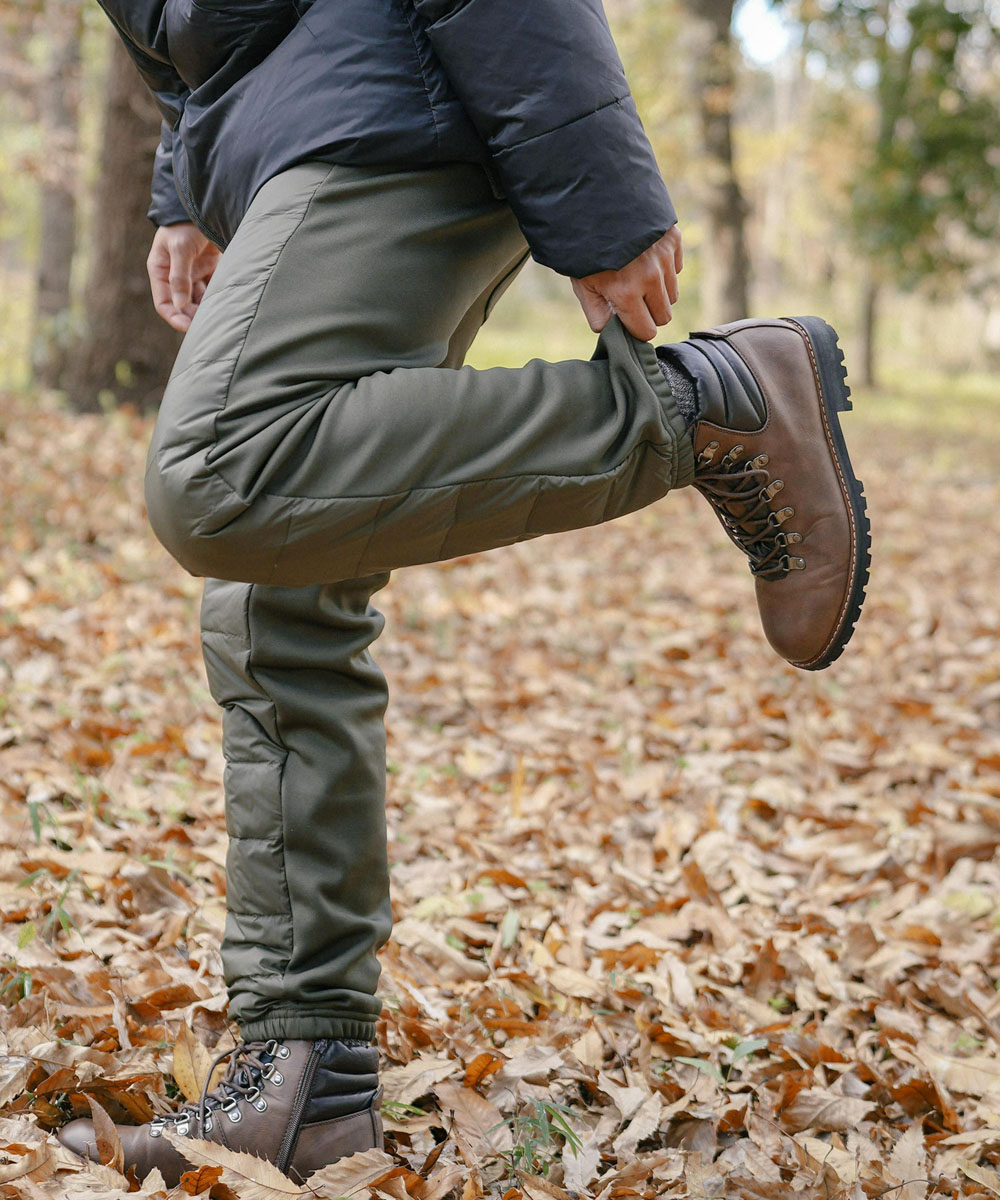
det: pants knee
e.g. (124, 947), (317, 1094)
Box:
(144, 453), (270, 582)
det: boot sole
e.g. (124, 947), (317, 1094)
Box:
(783, 316), (872, 670)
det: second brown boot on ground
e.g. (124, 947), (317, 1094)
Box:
(57, 1038), (382, 1187)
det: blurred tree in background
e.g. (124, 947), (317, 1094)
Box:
(677, 0), (751, 323)
(32, 0), (82, 390)
(0, 0), (998, 405)
(66, 34), (181, 412)
(775, 0), (1000, 383)
(1, 0), (178, 411)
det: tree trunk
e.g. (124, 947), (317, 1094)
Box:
(860, 277), (879, 389)
(32, 0), (83, 390)
(679, 0), (750, 325)
(67, 34), (181, 413)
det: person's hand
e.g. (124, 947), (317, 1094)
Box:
(571, 226), (683, 342)
(147, 223), (221, 333)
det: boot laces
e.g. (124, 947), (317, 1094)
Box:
(149, 1039), (288, 1139)
(694, 442), (805, 580)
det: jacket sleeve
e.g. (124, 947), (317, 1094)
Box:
(149, 120), (191, 227)
(96, 2), (192, 226)
(410, 0), (677, 277)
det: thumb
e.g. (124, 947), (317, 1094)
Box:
(571, 279), (614, 334)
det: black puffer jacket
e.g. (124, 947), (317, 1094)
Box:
(98, 0), (677, 278)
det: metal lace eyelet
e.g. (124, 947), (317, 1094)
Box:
(762, 479), (784, 501)
(251, 1096), (268, 1113)
(175, 1118), (191, 1136)
(226, 1106), (243, 1124)
(786, 531), (802, 544)
(751, 453), (769, 469)
(264, 1039), (279, 1056)
(768, 506), (794, 527)
(149, 1122), (163, 1139)
(204, 1116), (214, 1133)
(277, 1045), (291, 1059)
(697, 440), (720, 466)
(791, 556), (806, 570)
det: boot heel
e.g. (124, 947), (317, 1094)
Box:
(787, 315), (853, 412)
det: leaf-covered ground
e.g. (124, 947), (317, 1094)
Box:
(0, 388), (998, 1199)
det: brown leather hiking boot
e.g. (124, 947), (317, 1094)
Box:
(57, 1038), (382, 1187)
(660, 316), (870, 670)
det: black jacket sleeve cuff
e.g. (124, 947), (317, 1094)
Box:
(414, 0), (677, 277)
(148, 121), (191, 227)
(491, 97), (677, 278)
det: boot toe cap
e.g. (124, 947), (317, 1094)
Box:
(57, 1119), (99, 1162)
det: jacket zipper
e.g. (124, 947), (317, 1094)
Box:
(275, 1041), (324, 1174)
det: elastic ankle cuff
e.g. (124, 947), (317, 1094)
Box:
(629, 333), (696, 488)
(239, 1012), (378, 1043)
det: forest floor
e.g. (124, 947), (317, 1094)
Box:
(0, 374), (998, 1199)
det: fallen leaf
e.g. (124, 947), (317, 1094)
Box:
(435, 1081), (512, 1155)
(959, 1160), (1000, 1196)
(302, 1148), (402, 1195)
(179, 1165), (224, 1195)
(782, 1089), (874, 1133)
(173, 1024), (212, 1104)
(86, 1094), (124, 1172)
(164, 1133), (306, 1199)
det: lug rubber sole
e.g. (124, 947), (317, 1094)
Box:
(784, 316), (872, 670)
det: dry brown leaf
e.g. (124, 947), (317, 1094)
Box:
(71, 1156), (134, 1190)
(546, 967), (603, 1002)
(917, 1046), (1000, 1100)
(301, 1148), (401, 1195)
(173, 1025), (211, 1104)
(782, 1089), (874, 1133)
(381, 1058), (458, 1106)
(85, 1094), (124, 1172)
(435, 1080), (512, 1155)
(27, 1041), (119, 1085)
(959, 1161), (1000, 1197)
(886, 1123), (927, 1200)
(611, 1092), (662, 1159)
(515, 1172), (572, 1200)
(794, 1135), (860, 1183)
(408, 1163), (466, 1200)
(0, 1060), (32, 1109)
(562, 1136), (602, 1194)
(0, 1143), (56, 1185)
(179, 1165), (224, 1195)
(459, 1175), (486, 1200)
(163, 1133), (305, 1199)
(463, 1052), (502, 1092)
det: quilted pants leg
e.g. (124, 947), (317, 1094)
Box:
(144, 163), (695, 587)
(200, 575), (392, 1042)
(151, 161), (695, 1039)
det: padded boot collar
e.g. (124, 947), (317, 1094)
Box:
(664, 338), (767, 431)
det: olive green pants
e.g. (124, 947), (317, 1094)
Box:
(145, 162), (694, 1041)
